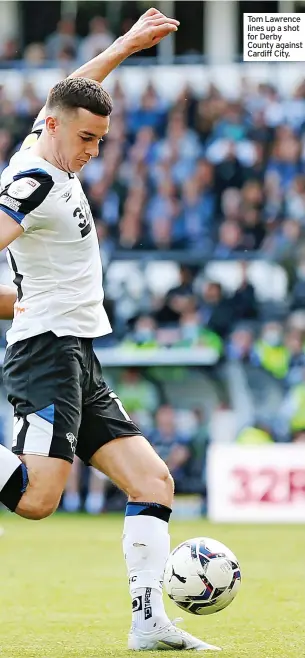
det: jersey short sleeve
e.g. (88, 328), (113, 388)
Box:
(0, 168), (54, 229)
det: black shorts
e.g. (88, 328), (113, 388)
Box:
(3, 332), (142, 464)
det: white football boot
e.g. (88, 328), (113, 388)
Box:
(128, 618), (221, 651)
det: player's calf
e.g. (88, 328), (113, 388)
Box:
(91, 435), (176, 635)
(0, 447), (71, 520)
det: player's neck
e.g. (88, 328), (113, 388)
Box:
(31, 137), (67, 173)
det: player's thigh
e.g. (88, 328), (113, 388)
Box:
(90, 434), (172, 504)
(76, 370), (142, 465)
(76, 357), (173, 505)
(3, 332), (83, 464)
(16, 454), (71, 518)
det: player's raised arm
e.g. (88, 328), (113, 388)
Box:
(32, 8), (179, 126)
(68, 8), (179, 83)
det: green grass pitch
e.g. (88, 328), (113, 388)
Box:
(0, 514), (304, 657)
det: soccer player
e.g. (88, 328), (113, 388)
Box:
(0, 9), (219, 652)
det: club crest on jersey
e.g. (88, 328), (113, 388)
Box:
(8, 177), (41, 199)
(61, 189), (72, 202)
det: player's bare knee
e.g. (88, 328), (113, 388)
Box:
(14, 455), (70, 520)
(34, 495), (59, 520)
(16, 492), (59, 520)
(128, 461), (174, 507)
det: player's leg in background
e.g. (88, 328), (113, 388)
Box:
(84, 466), (107, 514)
(62, 455), (82, 513)
(62, 459), (107, 514)
(90, 435), (174, 630)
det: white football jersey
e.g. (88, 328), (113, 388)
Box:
(0, 123), (112, 345)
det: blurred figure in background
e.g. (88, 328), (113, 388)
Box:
(123, 316), (158, 349)
(45, 17), (80, 61)
(198, 281), (234, 338)
(253, 321), (289, 380)
(226, 326), (255, 363)
(79, 17), (115, 62)
(115, 368), (160, 415)
(149, 406), (192, 493)
(62, 457), (108, 514)
(231, 262), (258, 323)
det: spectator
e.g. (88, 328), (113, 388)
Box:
(262, 218), (302, 261)
(236, 421), (274, 444)
(226, 326), (255, 362)
(291, 259), (305, 311)
(253, 322), (289, 379)
(242, 179), (264, 212)
(241, 208), (266, 251)
(79, 17), (114, 63)
(220, 187), (241, 223)
(231, 262), (258, 322)
(155, 110), (201, 162)
(166, 265), (196, 299)
(173, 177), (215, 251)
(127, 84), (167, 137)
(146, 178), (176, 222)
(0, 38), (20, 61)
(119, 213), (142, 249)
(45, 17), (80, 61)
(211, 102), (248, 143)
(149, 216), (173, 250)
(15, 82), (42, 119)
(149, 406), (192, 491)
(285, 175), (305, 224)
(266, 126), (302, 191)
(198, 281), (234, 338)
(214, 220), (244, 257)
(23, 43), (46, 65)
(123, 316), (158, 349)
(155, 273), (197, 326)
(284, 328), (305, 389)
(281, 367), (305, 438)
(115, 368), (160, 414)
(177, 310), (223, 354)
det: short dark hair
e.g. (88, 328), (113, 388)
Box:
(46, 77), (113, 117)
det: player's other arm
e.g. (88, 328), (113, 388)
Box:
(0, 284), (16, 320)
(0, 172), (54, 319)
(0, 210), (21, 319)
(32, 8), (179, 125)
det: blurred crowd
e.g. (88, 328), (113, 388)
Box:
(2, 72), (305, 259)
(0, 16), (116, 67)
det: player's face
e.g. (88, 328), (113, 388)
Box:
(53, 108), (110, 173)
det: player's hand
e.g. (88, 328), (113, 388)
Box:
(123, 7), (179, 53)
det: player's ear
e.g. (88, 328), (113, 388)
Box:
(45, 115), (59, 136)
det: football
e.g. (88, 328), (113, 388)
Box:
(164, 537), (241, 615)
